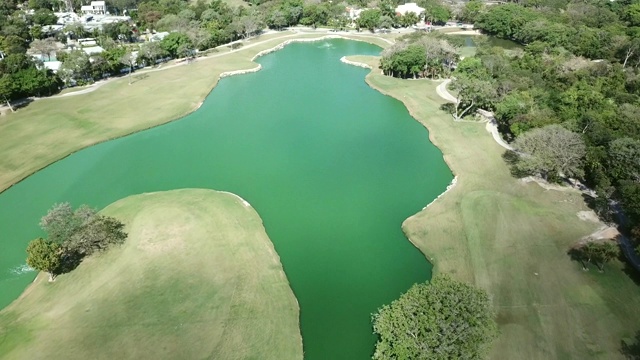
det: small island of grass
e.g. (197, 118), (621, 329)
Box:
(0, 189), (302, 360)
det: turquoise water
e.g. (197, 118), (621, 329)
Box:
(0, 39), (453, 358)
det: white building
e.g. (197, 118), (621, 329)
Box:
(44, 61), (62, 72)
(82, 45), (104, 55)
(81, 1), (106, 15)
(395, 3), (425, 16)
(149, 31), (170, 42)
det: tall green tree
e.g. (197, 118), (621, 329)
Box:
(356, 9), (381, 32)
(459, 0), (484, 23)
(372, 275), (498, 359)
(26, 238), (62, 281)
(160, 32), (193, 57)
(450, 75), (497, 120)
(38, 203), (128, 261)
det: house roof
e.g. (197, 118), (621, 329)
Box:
(150, 31), (170, 41)
(395, 3), (425, 15)
(82, 46), (104, 55)
(44, 61), (61, 72)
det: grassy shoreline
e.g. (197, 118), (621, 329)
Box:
(347, 54), (640, 359)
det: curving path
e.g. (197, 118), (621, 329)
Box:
(436, 78), (514, 151)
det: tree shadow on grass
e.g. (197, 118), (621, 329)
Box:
(130, 73), (150, 85)
(55, 249), (84, 276)
(621, 330), (640, 359)
(619, 250), (640, 287)
(567, 247), (588, 271)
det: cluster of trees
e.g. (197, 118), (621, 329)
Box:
(0, 0), (62, 105)
(1, 0), (462, 101)
(26, 203), (127, 281)
(474, 1), (640, 63)
(351, 0), (451, 32)
(372, 275), (497, 359)
(445, 22), (640, 237)
(569, 240), (620, 272)
(56, 34), (189, 86)
(380, 32), (461, 79)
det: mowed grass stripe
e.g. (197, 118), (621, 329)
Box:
(0, 189), (302, 360)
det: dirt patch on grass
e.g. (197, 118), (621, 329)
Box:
(577, 210), (600, 223)
(137, 224), (188, 255)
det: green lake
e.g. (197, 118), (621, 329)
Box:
(0, 39), (453, 359)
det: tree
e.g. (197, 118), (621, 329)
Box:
(592, 241), (620, 272)
(475, 4), (538, 39)
(449, 75), (496, 121)
(160, 32), (192, 58)
(31, 8), (58, 25)
(59, 49), (92, 85)
(372, 275), (498, 359)
(460, 0), (484, 24)
(399, 12), (419, 28)
(26, 238), (62, 281)
(29, 38), (57, 61)
(512, 124), (586, 181)
(267, 9), (288, 30)
(119, 50), (135, 84)
(380, 44), (427, 78)
(608, 138), (640, 183)
(423, 3), (451, 25)
(356, 9), (381, 32)
(625, 3), (640, 27)
(575, 241), (620, 272)
(138, 41), (165, 66)
(38, 202), (128, 264)
(40, 203), (96, 245)
(379, 15), (393, 30)
(0, 74), (17, 110)
(300, 3), (330, 28)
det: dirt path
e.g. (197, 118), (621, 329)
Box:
(435, 78), (514, 151)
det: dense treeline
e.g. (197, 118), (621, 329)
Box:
(474, 0), (640, 64)
(380, 32), (462, 79)
(0, 0), (62, 105)
(0, 0), (456, 102)
(450, 0), (640, 241)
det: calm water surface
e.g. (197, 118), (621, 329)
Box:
(0, 39), (452, 359)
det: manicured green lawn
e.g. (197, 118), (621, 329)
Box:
(348, 55), (640, 359)
(0, 189), (302, 359)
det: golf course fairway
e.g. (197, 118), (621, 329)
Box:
(0, 39), (453, 359)
(0, 189), (303, 359)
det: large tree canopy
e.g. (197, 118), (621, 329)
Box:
(36, 202), (128, 275)
(512, 124), (586, 181)
(372, 275), (498, 359)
